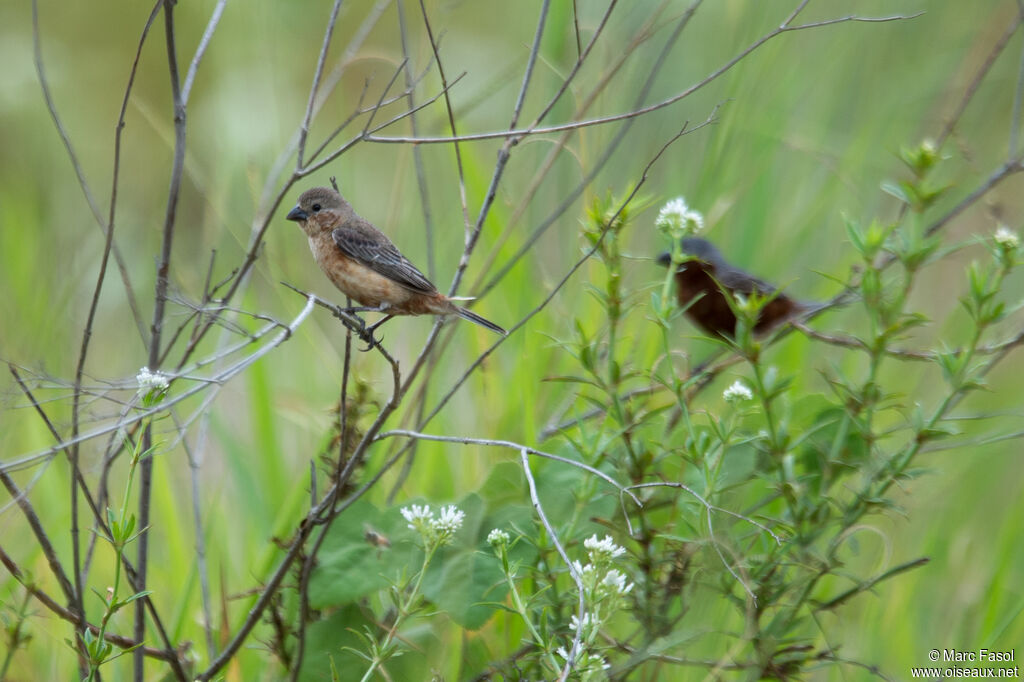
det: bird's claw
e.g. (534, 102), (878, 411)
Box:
(357, 328), (383, 352)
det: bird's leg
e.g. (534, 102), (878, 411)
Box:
(358, 314), (396, 352)
(333, 304), (394, 352)
(327, 305), (380, 349)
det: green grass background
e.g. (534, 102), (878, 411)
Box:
(1, 0), (1022, 679)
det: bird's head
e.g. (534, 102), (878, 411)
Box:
(657, 237), (724, 269)
(286, 187), (353, 235)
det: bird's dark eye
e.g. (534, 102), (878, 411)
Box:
(311, 203), (322, 212)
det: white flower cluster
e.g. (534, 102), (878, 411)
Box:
(486, 528), (510, 547)
(555, 644), (610, 674)
(136, 366), (170, 406)
(136, 367), (170, 391)
(723, 380), (753, 403)
(572, 535), (634, 599)
(654, 197), (704, 239)
(583, 534), (626, 560)
(994, 225), (1020, 250)
(400, 504), (465, 547)
(542, 535), (636, 677)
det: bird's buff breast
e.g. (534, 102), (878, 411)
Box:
(308, 234), (432, 312)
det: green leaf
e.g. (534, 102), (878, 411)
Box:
(880, 180), (910, 205)
(308, 499), (419, 609)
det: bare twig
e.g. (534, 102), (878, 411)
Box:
(476, 1), (698, 300)
(2, 300), (315, 475)
(0, 472), (77, 607)
(135, 4), (189, 674)
(417, 0), (472, 240)
(815, 557), (930, 611)
(363, 11), (921, 146)
(396, 0), (436, 279)
(1010, 11), (1024, 157)
(520, 448), (585, 682)
(297, 0), (345, 167)
(923, 159), (1024, 239)
(175, 410), (217, 660)
(936, 9), (1024, 147)
(31, 0), (149, 345)
(375, 430), (641, 505)
(182, 0), (228, 104)
(0, 546), (182, 664)
(289, 299), (355, 681)
(197, 301), (399, 681)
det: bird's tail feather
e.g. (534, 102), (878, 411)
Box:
(454, 306), (506, 335)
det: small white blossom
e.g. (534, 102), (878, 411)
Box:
(136, 367), (169, 391)
(569, 612), (594, 632)
(572, 560), (597, 579)
(400, 504), (432, 531)
(994, 225), (1020, 250)
(431, 505), (465, 536)
(655, 197), (704, 238)
(555, 646), (576, 663)
(584, 534), (626, 561)
(487, 528), (509, 547)
(601, 569), (634, 595)
(401, 504), (464, 546)
(921, 138), (937, 157)
(723, 380), (753, 403)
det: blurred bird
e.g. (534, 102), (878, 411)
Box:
(286, 187), (505, 337)
(657, 237), (812, 337)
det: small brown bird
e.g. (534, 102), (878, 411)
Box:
(657, 237), (811, 337)
(286, 187), (505, 336)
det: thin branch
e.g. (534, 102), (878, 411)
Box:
(417, 0), (472, 241)
(418, 115), (717, 435)
(815, 557), (930, 611)
(936, 9), (1024, 148)
(289, 299), (355, 682)
(2, 299), (315, 475)
(175, 410), (216, 660)
(363, 11), (921, 145)
(795, 321), (1024, 360)
(1011, 14), (1024, 158)
(197, 300), (399, 681)
(0, 546), (182, 664)
(628, 483), (758, 602)
(571, 0), (582, 58)
(476, 2), (699, 300)
(299, 70), (467, 178)
(520, 448), (585, 682)
(182, 0), (228, 104)
(0, 472), (77, 607)
(396, 0), (436, 279)
(32, 0), (150, 344)
(297, 0), (345, 167)
(625, 482), (783, 545)
(374, 430), (641, 505)
(923, 159), (1024, 239)
(136, 3), (189, 675)
(259, 0), (391, 203)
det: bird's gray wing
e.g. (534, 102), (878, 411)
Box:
(331, 226), (437, 294)
(715, 265), (777, 298)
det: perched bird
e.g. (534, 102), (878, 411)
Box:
(657, 237), (810, 337)
(286, 187), (505, 336)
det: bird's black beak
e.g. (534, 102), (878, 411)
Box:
(286, 205), (308, 222)
(657, 251), (672, 267)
